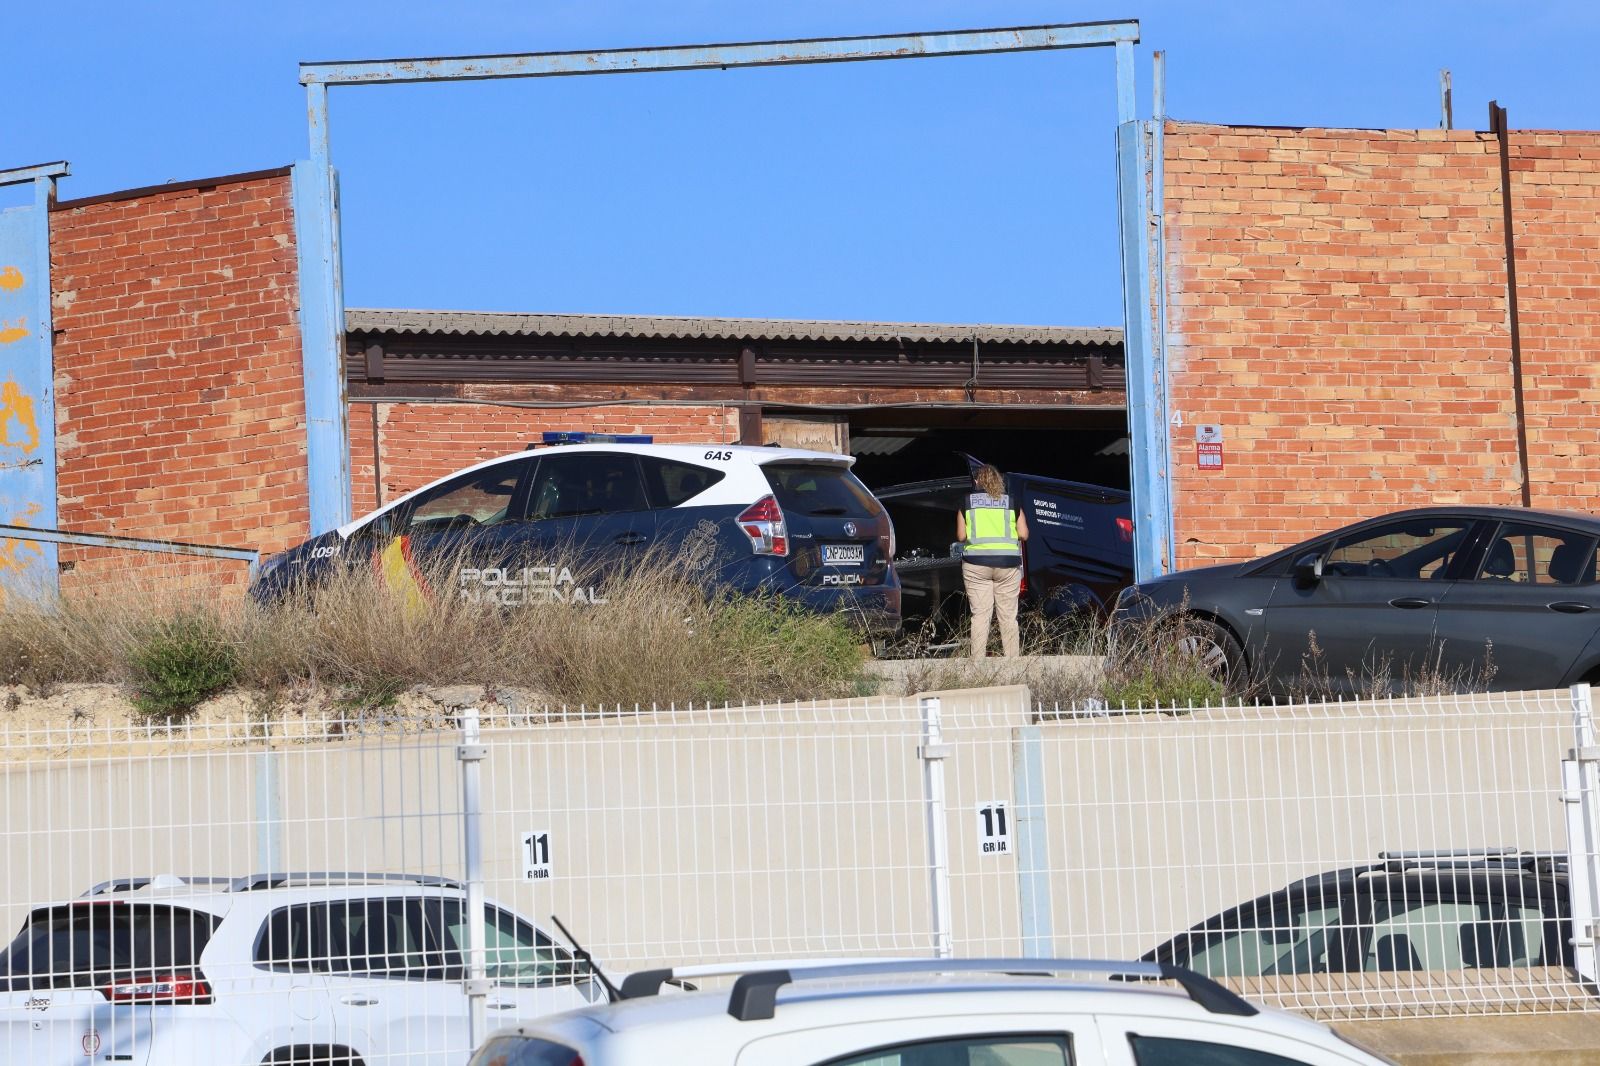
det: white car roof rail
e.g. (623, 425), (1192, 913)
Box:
(229, 872), (465, 892)
(81, 875), (235, 897)
(618, 957), (910, 999)
(626, 957), (1259, 1021)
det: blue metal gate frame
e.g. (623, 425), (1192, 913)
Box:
(295, 19), (1174, 579)
(0, 161), (69, 603)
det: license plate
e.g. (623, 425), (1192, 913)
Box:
(823, 544), (865, 565)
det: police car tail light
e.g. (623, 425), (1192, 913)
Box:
(1116, 516), (1134, 543)
(102, 968), (213, 1005)
(736, 495), (788, 556)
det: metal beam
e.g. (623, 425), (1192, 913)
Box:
(0, 523), (260, 582)
(300, 21), (1138, 86)
(0, 161), (69, 187)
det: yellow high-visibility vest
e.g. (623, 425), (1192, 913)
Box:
(963, 493), (1020, 559)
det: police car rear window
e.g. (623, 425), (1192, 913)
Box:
(639, 456), (726, 508)
(763, 463), (880, 518)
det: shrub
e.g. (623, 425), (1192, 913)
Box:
(127, 612), (239, 721)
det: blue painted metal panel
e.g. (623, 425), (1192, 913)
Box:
(300, 21), (1139, 85)
(1117, 120), (1171, 582)
(292, 160), (352, 535)
(1012, 725), (1055, 957)
(0, 177), (60, 602)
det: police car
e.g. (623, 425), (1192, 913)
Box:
(466, 957), (1400, 1065)
(250, 434), (901, 633)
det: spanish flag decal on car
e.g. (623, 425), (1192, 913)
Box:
(375, 535), (430, 614)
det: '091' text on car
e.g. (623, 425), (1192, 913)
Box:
(250, 435), (901, 635)
(1116, 506), (1600, 696)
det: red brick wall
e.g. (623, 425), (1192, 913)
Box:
(50, 171), (309, 582)
(1511, 132), (1600, 513)
(1161, 123), (1600, 568)
(350, 401), (739, 516)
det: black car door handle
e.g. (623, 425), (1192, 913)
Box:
(1388, 597), (1432, 609)
(613, 532), (646, 546)
(1549, 601), (1593, 614)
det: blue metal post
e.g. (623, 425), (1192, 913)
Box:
(1114, 38), (1136, 125)
(293, 80), (352, 534)
(254, 750), (284, 873)
(1117, 119), (1170, 582)
(0, 162), (68, 603)
(1150, 54), (1176, 568)
(1012, 725), (1054, 956)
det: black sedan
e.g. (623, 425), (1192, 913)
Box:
(1143, 850), (1571, 979)
(1119, 506), (1600, 696)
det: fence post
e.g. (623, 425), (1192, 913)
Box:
(1565, 683), (1600, 984)
(919, 696), (954, 958)
(253, 749), (283, 873)
(1012, 725), (1054, 957)
(458, 707), (490, 1047)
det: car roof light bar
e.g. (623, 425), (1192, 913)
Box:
(229, 872), (466, 892)
(530, 431), (654, 449)
(720, 958), (1258, 1021)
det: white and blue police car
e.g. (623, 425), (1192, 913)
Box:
(249, 434), (901, 634)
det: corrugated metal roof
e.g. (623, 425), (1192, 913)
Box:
(346, 308), (1120, 347)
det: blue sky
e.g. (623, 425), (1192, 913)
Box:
(8, 2), (1596, 327)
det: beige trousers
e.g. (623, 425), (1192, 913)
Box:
(962, 561), (1022, 658)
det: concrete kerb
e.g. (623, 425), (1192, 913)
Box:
(867, 655), (1103, 698)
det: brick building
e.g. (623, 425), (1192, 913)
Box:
(5, 117), (1599, 592)
(1159, 123), (1600, 569)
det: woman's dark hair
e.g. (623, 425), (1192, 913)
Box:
(974, 464), (1005, 497)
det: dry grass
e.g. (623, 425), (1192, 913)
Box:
(0, 546), (868, 717)
(888, 604), (1229, 711)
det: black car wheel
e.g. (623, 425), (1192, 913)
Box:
(1176, 618), (1244, 686)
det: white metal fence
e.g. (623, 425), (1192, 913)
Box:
(0, 685), (1596, 1064)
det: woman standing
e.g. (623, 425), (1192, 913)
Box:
(956, 464), (1028, 658)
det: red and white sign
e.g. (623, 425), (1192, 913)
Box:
(1197, 442), (1224, 470)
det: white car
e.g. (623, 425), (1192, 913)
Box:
(468, 958), (1397, 1066)
(0, 872), (605, 1065)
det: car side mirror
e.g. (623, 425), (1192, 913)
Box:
(1292, 552), (1324, 587)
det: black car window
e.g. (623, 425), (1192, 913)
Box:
(527, 453), (648, 520)
(1, 904), (219, 989)
(324, 898), (430, 976)
(1474, 522), (1598, 585)
(1180, 899), (1344, 978)
(399, 459), (534, 535)
(255, 903), (321, 970)
(1504, 903), (1554, 966)
(1360, 896), (1490, 972)
(763, 462), (880, 518)
(639, 456), (725, 508)
(1323, 520), (1469, 580)
(1129, 1036), (1311, 1066)
(823, 1035), (1071, 1066)
(436, 901), (585, 987)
